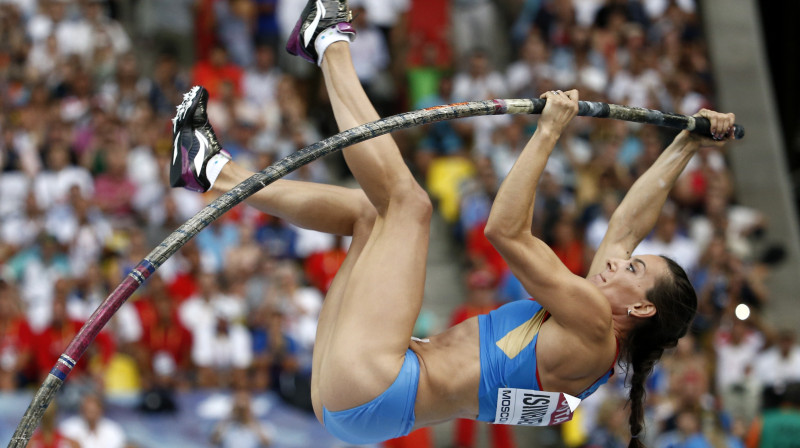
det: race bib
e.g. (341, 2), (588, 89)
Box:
(493, 388), (581, 426)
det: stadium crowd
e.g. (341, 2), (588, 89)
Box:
(0, 0), (797, 447)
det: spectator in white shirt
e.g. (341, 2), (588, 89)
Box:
(755, 329), (800, 409)
(714, 318), (765, 424)
(633, 202), (700, 275)
(59, 393), (126, 448)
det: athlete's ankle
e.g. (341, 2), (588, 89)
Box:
(205, 152), (231, 191)
(314, 24), (356, 66)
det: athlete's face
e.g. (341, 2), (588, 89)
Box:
(589, 254), (670, 315)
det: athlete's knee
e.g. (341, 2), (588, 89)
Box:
(390, 180), (432, 221)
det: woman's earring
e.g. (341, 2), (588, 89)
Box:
(627, 309), (632, 317)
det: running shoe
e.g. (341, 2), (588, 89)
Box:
(170, 86), (226, 193)
(286, 0), (353, 63)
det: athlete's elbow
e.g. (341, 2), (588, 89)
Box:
(484, 219), (518, 243)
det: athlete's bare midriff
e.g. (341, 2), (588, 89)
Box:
(409, 317), (482, 428)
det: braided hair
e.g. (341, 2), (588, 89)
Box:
(625, 256), (697, 447)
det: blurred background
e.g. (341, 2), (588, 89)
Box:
(0, 0), (799, 447)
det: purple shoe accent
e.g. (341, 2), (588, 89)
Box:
(286, 20), (316, 63)
(180, 143), (205, 193)
(335, 21), (356, 36)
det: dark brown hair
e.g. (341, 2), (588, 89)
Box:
(625, 256), (697, 447)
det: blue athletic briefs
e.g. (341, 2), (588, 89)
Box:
(322, 348), (419, 444)
(477, 299), (616, 422)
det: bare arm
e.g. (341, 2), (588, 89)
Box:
(587, 109), (736, 276)
(485, 90), (610, 336)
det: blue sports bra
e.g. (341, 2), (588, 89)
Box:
(476, 299), (617, 422)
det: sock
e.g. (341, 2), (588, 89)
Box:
(205, 152), (230, 190)
(314, 25), (356, 66)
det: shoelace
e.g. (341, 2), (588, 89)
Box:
(172, 86), (201, 130)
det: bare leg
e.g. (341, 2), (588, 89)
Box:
(212, 160), (375, 237)
(212, 159), (378, 423)
(314, 43), (432, 412)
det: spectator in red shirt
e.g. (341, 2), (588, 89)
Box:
(303, 235), (347, 294)
(167, 241), (203, 303)
(191, 44), (244, 100)
(550, 213), (589, 276)
(135, 278), (193, 389)
(0, 280), (35, 390)
(34, 288), (115, 383)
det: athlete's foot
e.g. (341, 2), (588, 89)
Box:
(170, 86), (230, 192)
(286, 0), (354, 64)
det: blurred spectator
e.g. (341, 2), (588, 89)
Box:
(249, 304), (300, 392)
(450, 0), (507, 67)
(0, 280), (34, 390)
(28, 403), (79, 448)
(59, 393), (126, 448)
(452, 49), (511, 153)
(254, 0), (280, 45)
(633, 202), (700, 275)
(264, 260), (321, 353)
(584, 191), (620, 252)
(58, 189), (112, 276)
(348, 4), (391, 108)
(136, 0), (196, 67)
(210, 390), (272, 447)
(754, 329), (800, 410)
(180, 274), (251, 388)
(550, 211), (590, 276)
(34, 142), (93, 211)
(67, 264), (142, 349)
(689, 187), (765, 260)
(215, 0), (257, 68)
(82, 0), (132, 59)
(303, 235), (347, 295)
(135, 275), (192, 381)
(192, 45), (244, 100)
(92, 143), (137, 224)
(196, 219), (241, 273)
(654, 407), (713, 448)
(34, 287), (115, 383)
(242, 43), (282, 108)
(6, 233), (71, 331)
(714, 318), (764, 425)
(745, 383), (800, 448)
(583, 396), (629, 448)
(458, 157), (497, 239)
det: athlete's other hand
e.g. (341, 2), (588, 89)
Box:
(684, 108), (736, 147)
(539, 89), (579, 136)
